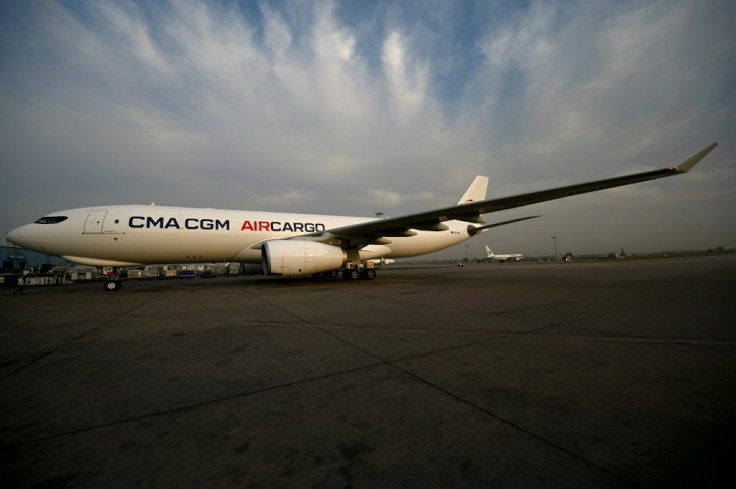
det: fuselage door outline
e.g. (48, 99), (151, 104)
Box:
(83, 210), (108, 234)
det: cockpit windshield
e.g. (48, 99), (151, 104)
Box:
(34, 216), (68, 224)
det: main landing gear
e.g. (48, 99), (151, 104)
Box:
(339, 267), (375, 280)
(341, 265), (377, 281)
(314, 265), (377, 281)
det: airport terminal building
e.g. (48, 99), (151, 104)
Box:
(1, 245), (71, 274)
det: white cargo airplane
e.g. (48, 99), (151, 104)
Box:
(5, 143), (717, 290)
(485, 246), (524, 262)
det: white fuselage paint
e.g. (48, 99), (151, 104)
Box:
(6, 205), (475, 266)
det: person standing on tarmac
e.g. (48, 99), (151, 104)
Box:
(13, 275), (26, 295)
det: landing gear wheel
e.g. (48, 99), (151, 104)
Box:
(342, 269), (360, 281)
(361, 268), (377, 280)
(104, 280), (121, 291)
(328, 270), (339, 279)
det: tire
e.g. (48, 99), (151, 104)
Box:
(343, 269), (360, 281)
(361, 268), (376, 280)
(104, 280), (121, 291)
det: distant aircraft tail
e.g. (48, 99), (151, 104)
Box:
(457, 176), (489, 205)
(485, 246), (494, 258)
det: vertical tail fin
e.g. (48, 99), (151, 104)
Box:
(485, 246), (493, 257)
(457, 176), (489, 205)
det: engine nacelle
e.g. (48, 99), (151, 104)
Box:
(262, 240), (345, 276)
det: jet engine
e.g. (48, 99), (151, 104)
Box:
(262, 240), (345, 276)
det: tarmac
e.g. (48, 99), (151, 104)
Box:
(1, 254), (735, 488)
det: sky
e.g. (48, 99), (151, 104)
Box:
(1, 0), (734, 260)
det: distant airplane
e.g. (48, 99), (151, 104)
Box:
(485, 245), (524, 262)
(5, 142), (717, 290)
(369, 257), (396, 268)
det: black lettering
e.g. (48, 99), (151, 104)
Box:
(200, 219), (214, 230)
(216, 219), (229, 230)
(185, 218), (198, 230)
(129, 216), (145, 228)
(147, 217), (164, 228)
(164, 217), (180, 229)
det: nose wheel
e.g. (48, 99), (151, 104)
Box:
(103, 266), (122, 291)
(104, 279), (122, 291)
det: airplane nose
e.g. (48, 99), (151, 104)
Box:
(6, 228), (19, 247)
(6, 225), (29, 248)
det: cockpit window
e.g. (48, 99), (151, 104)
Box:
(34, 216), (68, 224)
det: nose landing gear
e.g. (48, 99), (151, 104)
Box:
(103, 266), (122, 291)
(104, 279), (121, 291)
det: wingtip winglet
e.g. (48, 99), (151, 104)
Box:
(675, 142), (718, 173)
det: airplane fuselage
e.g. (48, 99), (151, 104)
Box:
(489, 255), (523, 262)
(487, 251), (524, 262)
(485, 246), (523, 262)
(489, 255), (524, 262)
(7, 205), (475, 266)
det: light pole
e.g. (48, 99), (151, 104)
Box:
(552, 236), (558, 261)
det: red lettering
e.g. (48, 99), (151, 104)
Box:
(241, 220), (254, 231)
(258, 221), (270, 231)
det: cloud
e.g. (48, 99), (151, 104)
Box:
(1, 0), (734, 256)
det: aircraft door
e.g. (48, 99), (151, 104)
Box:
(83, 210), (108, 234)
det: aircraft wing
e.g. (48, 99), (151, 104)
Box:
(308, 142), (717, 245)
